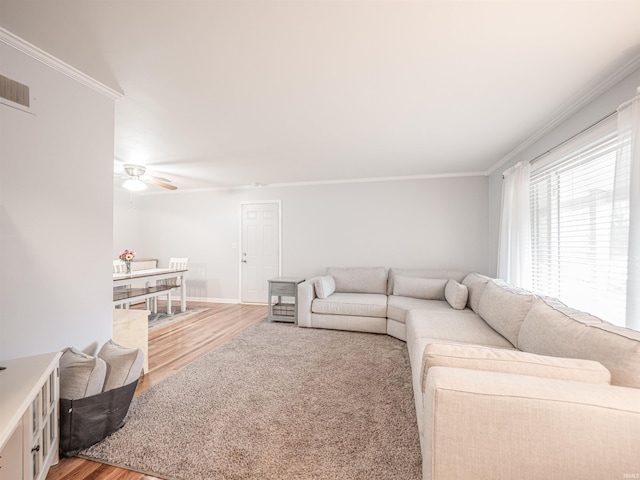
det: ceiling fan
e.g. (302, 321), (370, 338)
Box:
(118, 164), (177, 191)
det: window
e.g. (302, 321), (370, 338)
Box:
(529, 116), (628, 326)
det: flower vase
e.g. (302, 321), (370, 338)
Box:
(125, 261), (132, 274)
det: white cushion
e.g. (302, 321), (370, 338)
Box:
(477, 279), (534, 347)
(98, 340), (145, 391)
(387, 296), (454, 323)
(314, 275), (336, 299)
(312, 292), (387, 318)
(393, 275), (447, 300)
(444, 280), (468, 310)
(461, 272), (492, 313)
(59, 347), (107, 399)
(326, 267), (388, 294)
(518, 296), (640, 388)
(387, 268), (468, 295)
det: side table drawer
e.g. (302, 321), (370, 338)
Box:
(270, 283), (295, 295)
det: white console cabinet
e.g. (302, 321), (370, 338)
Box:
(0, 352), (62, 480)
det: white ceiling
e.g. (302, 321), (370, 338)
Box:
(2, 1), (640, 192)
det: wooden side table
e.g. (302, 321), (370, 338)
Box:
(267, 277), (305, 324)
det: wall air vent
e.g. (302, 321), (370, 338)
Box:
(0, 74), (30, 108)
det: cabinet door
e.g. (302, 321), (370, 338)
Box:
(0, 421), (23, 480)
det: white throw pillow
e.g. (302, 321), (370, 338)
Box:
(314, 275), (336, 299)
(98, 340), (145, 391)
(445, 280), (468, 310)
(59, 347), (107, 399)
(393, 275), (447, 300)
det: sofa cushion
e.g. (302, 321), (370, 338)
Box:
(421, 343), (611, 392)
(312, 292), (388, 318)
(98, 340), (145, 391)
(387, 296), (455, 324)
(314, 275), (336, 299)
(445, 280), (468, 310)
(406, 309), (515, 352)
(477, 279), (534, 347)
(59, 347), (107, 400)
(461, 272), (492, 314)
(393, 275), (447, 300)
(326, 267), (388, 294)
(518, 296), (640, 388)
(387, 268), (468, 295)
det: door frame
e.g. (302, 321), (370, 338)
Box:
(239, 200), (282, 303)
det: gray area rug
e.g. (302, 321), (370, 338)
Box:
(81, 321), (421, 480)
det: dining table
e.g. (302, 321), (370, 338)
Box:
(113, 268), (188, 314)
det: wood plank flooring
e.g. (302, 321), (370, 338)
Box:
(46, 301), (267, 480)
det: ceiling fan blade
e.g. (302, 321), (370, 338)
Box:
(143, 174), (171, 183)
(147, 178), (178, 190)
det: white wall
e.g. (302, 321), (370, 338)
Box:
(0, 39), (116, 360)
(114, 175), (491, 302)
(487, 67), (640, 276)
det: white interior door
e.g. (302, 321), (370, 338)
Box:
(241, 202), (281, 303)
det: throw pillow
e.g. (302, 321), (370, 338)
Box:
(314, 275), (336, 299)
(444, 280), (468, 310)
(59, 347), (107, 400)
(421, 343), (611, 393)
(393, 275), (447, 300)
(98, 340), (145, 391)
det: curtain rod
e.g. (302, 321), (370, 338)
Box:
(529, 110), (617, 165)
(502, 110), (617, 179)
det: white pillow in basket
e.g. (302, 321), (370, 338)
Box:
(59, 347), (107, 399)
(98, 340), (144, 391)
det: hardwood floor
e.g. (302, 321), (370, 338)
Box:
(46, 301), (267, 480)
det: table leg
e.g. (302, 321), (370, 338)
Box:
(180, 276), (187, 313)
(167, 290), (172, 315)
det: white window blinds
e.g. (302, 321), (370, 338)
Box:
(529, 116), (628, 325)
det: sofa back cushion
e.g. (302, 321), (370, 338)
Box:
(518, 296), (640, 388)
(387, 269), (467, 295)
(461, 272), (492, 313)
(477, 279), (534, 347)
(393, 275), (447, 300)
(326, 267), (388, 294)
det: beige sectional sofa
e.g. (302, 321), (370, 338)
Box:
(297, 267), (640, 479)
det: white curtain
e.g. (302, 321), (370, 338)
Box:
(616, 87), (640, 330)
(498, 160), (531, 289)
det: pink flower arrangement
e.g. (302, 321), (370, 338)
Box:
(119, 250), (136, 262)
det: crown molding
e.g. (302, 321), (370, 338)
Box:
(486, 52), (640, 176)
(136, 171), (488, 195)
(0, 27), (123, 100)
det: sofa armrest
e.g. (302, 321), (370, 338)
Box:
(297, 277), (320, 328)
(421, 343), (611, 392)
(423, 367), (640, 480)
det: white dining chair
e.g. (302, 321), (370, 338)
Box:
(159, 257), (189, 314)
(113, 260), (129, 309)
(113, 260), (126, 274)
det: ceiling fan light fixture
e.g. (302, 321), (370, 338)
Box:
(123, 178), (147, 192)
